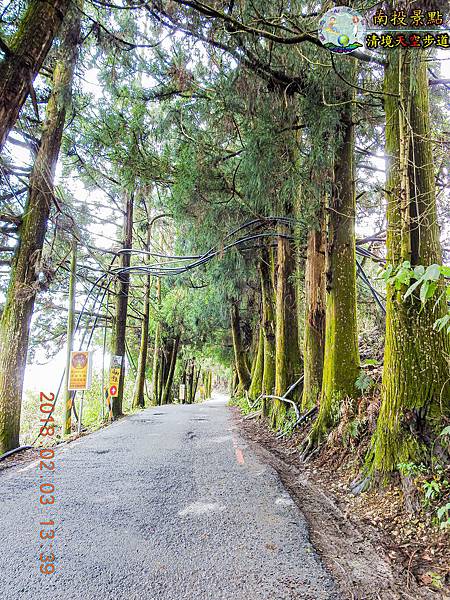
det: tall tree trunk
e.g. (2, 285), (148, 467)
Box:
(192, 364), (201, 402)
(132, 274), (150, 409)
(230, 301), (251, 392)
(112, 194), (133, 418)
(151, 277), (162, 405)
(370, 50), (450, 476)
(161, 334), (180, 405)
(132, 218), (152, 409)
(248, 325), (264, 400)
(0, 8), (80, 453)
(311, 102), (360, 442)
(156, 348), (165, 406)
(302, 222), (326, 411)
(259, 247), (276, 415)
(0, 0), (71, 151)
(186, 359), (195, 404)
(230, 367), (238, 397)
(273, 230), (302, 428)
(249, 332), (258, 381)
(206, 371), (212, 398)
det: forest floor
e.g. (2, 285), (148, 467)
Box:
(234, 407), (450, 600)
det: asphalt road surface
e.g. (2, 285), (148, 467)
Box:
(1, 394), (341, 600)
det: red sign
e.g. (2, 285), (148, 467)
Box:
(109, 385), (118, 397)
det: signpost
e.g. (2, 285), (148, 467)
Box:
(68, 351), (92, 391)
(106, 355), (123, 419)
(179, 383), (186, 403)
(109, 355), (123, 397)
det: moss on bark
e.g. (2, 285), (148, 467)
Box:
(248, 325), (264, 400)
(230, 301), (251, 392)
(370, 50), (450, 476)
(161, 334), (180, 405)
(311, 99), (360, 444)
(259, 247), (276, 416)
(0, 0), (71, 151)
(150, 278), (162, 406)
(302, 224), (326, 411)
(0, 8), (80, 453)
(273, 231), (302, 429)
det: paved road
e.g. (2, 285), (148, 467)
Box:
(0, 394), (341, 600)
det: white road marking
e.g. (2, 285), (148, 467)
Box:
(178, 502), (226, 516)
(275, 496), (295, 507)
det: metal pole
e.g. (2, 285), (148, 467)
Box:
(101, 288), (109, 422)
(63, 238), (77, 435)
(78, 391), (84, 435)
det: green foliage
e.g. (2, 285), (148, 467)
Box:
(397, 461), (450, 529)
(423, 479), (442, 501)
(20, 389), (64, 445)
(343, 418), (363, 446)
(228, 394), (254, 416)
(81, 370), (137, 428)
(355, 371), (374, 394)
(381, 262), (449, 306)
(436, 503), (450, 530)
(433, 313), (450, 334)
(380, 262), (450, 339)
(277, 407), (298, 437)
(440, 425), (450, 437)
(397, 461), (426, 478)
(421, 463), (450, 510)
(361, 359), (379, 366)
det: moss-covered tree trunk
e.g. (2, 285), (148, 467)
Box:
(0, 0), (71, 151)
(185, 359), (196, 404)
(259, 247), (276, 416)
(150, 277), (162, 405)
(111, 193), (133, 418)
(132, 273), (150, 409)
(230, 301), (251, 392)
(273, 230), (302, 428)
(0, 8), (80, 453)
(248, 325), (264, 400)
(161, 334), (180, 405)
(206, 371), (212, 398)
(193, 365), (201, 403)
(156, 348), (165, 406)
(371, 50), (450, 475)
(132, 218), (152, 409)
(312, 103), (360, 442)
(200, 370), (212, 400)
(302, 222), (326, 411)
(230, 368), (238, 397)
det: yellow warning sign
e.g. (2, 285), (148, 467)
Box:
(109, 369), (120, 397)
(109, 355), (123, 397)
(68, 351), (92, 391)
